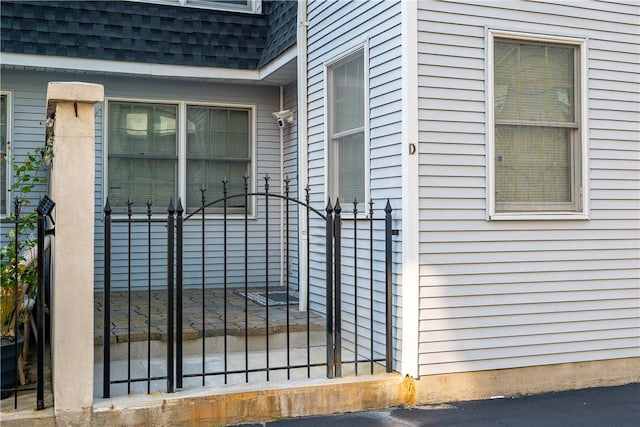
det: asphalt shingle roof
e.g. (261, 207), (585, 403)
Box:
(0, 0), (296, 70)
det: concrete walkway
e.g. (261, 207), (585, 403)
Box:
(233, 383), (640, 427)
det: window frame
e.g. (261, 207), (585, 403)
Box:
(487, 30), (589, 220)
(104, 98), (256, 218)
(128, 0), (261, 13)
(0, 91), (11, 218)
(324, 43), (370, 217)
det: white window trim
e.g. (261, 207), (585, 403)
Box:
(0, 91), (11, 218)
(128, 0), (261, 13)
(104, 97), (256, 219)
(486, 29), (589, 221)
(323, 41), (370, 218)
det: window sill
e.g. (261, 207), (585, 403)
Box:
(490, 212), (589, 221)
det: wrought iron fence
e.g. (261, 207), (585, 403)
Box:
(101, 177), (394, 397)
(1, 197), (51, 410)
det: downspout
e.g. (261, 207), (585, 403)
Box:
(279, 85), (285, 287)
(297, 0), (309, 311)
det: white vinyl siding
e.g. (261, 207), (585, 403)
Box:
(307, 0), (403, 370)
(0, 69), (286, 291)
(283, 82), (299, 290)
(417, 0), (640, 376)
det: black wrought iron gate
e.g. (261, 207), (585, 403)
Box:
(102, 178), (394, 397)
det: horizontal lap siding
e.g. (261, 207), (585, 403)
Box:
(283, 82), (299, 291)
(417, 0), (640, 376)
(0, 69), (290, 290)
(0, 78), (48, 226)
(94, 76), (286, 291)
(306, 0), (403, 367)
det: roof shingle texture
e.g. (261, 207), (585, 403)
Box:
(1, 0), (296, 70)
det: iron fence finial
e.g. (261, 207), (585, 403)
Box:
(326, 199), (333, 214)
(334, 198), (342, 214)
(176, 198), (184, 215)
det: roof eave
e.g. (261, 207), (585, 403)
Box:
(1, 48), (297, 85)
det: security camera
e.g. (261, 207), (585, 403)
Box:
(272, 110), (294, 128)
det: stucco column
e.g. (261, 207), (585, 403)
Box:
(46, 82), (103, 424)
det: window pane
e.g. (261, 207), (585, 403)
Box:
(334, 131), (365, 205)
(186, 106), (250, 210)
(332, 53), (364, 134)
(0, 94), (7, 215)
(186, 160), (248, 209)
(187, 107), (249, 159)
(109, 157), (176, 210)
(329, 49), (366, 209)
(109, 103), (176, 156)
(495, 125), (571, 204)
(495, 41), (575, 123)
(108, 102), (177, 210)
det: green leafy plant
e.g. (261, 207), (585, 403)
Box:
(0, 116), (54, 341)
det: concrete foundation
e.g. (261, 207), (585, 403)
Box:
(1, 357), (638, 426)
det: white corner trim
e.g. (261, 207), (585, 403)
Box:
(400, 0), (420, 379)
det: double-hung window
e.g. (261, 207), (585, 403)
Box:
(107, 100), (252, 213)
(490, 32), (586, 218)
(0, 93), (9, 216)
(327, 48), (367, 211)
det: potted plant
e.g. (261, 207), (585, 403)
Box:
(0, 118), (53, 398)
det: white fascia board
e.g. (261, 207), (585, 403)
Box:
(2, 52), (261, 80)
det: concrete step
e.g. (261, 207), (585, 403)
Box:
(95, 330), (326, 362)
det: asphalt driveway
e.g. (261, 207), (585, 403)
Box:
(232, 382), (640, 427)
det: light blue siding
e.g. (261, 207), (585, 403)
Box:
(306, 0), (403, 368)
(417, 0), (640, 376)
(0, 69), (297, 292)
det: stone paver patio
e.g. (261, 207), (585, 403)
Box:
(94, 287), (326, 346)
